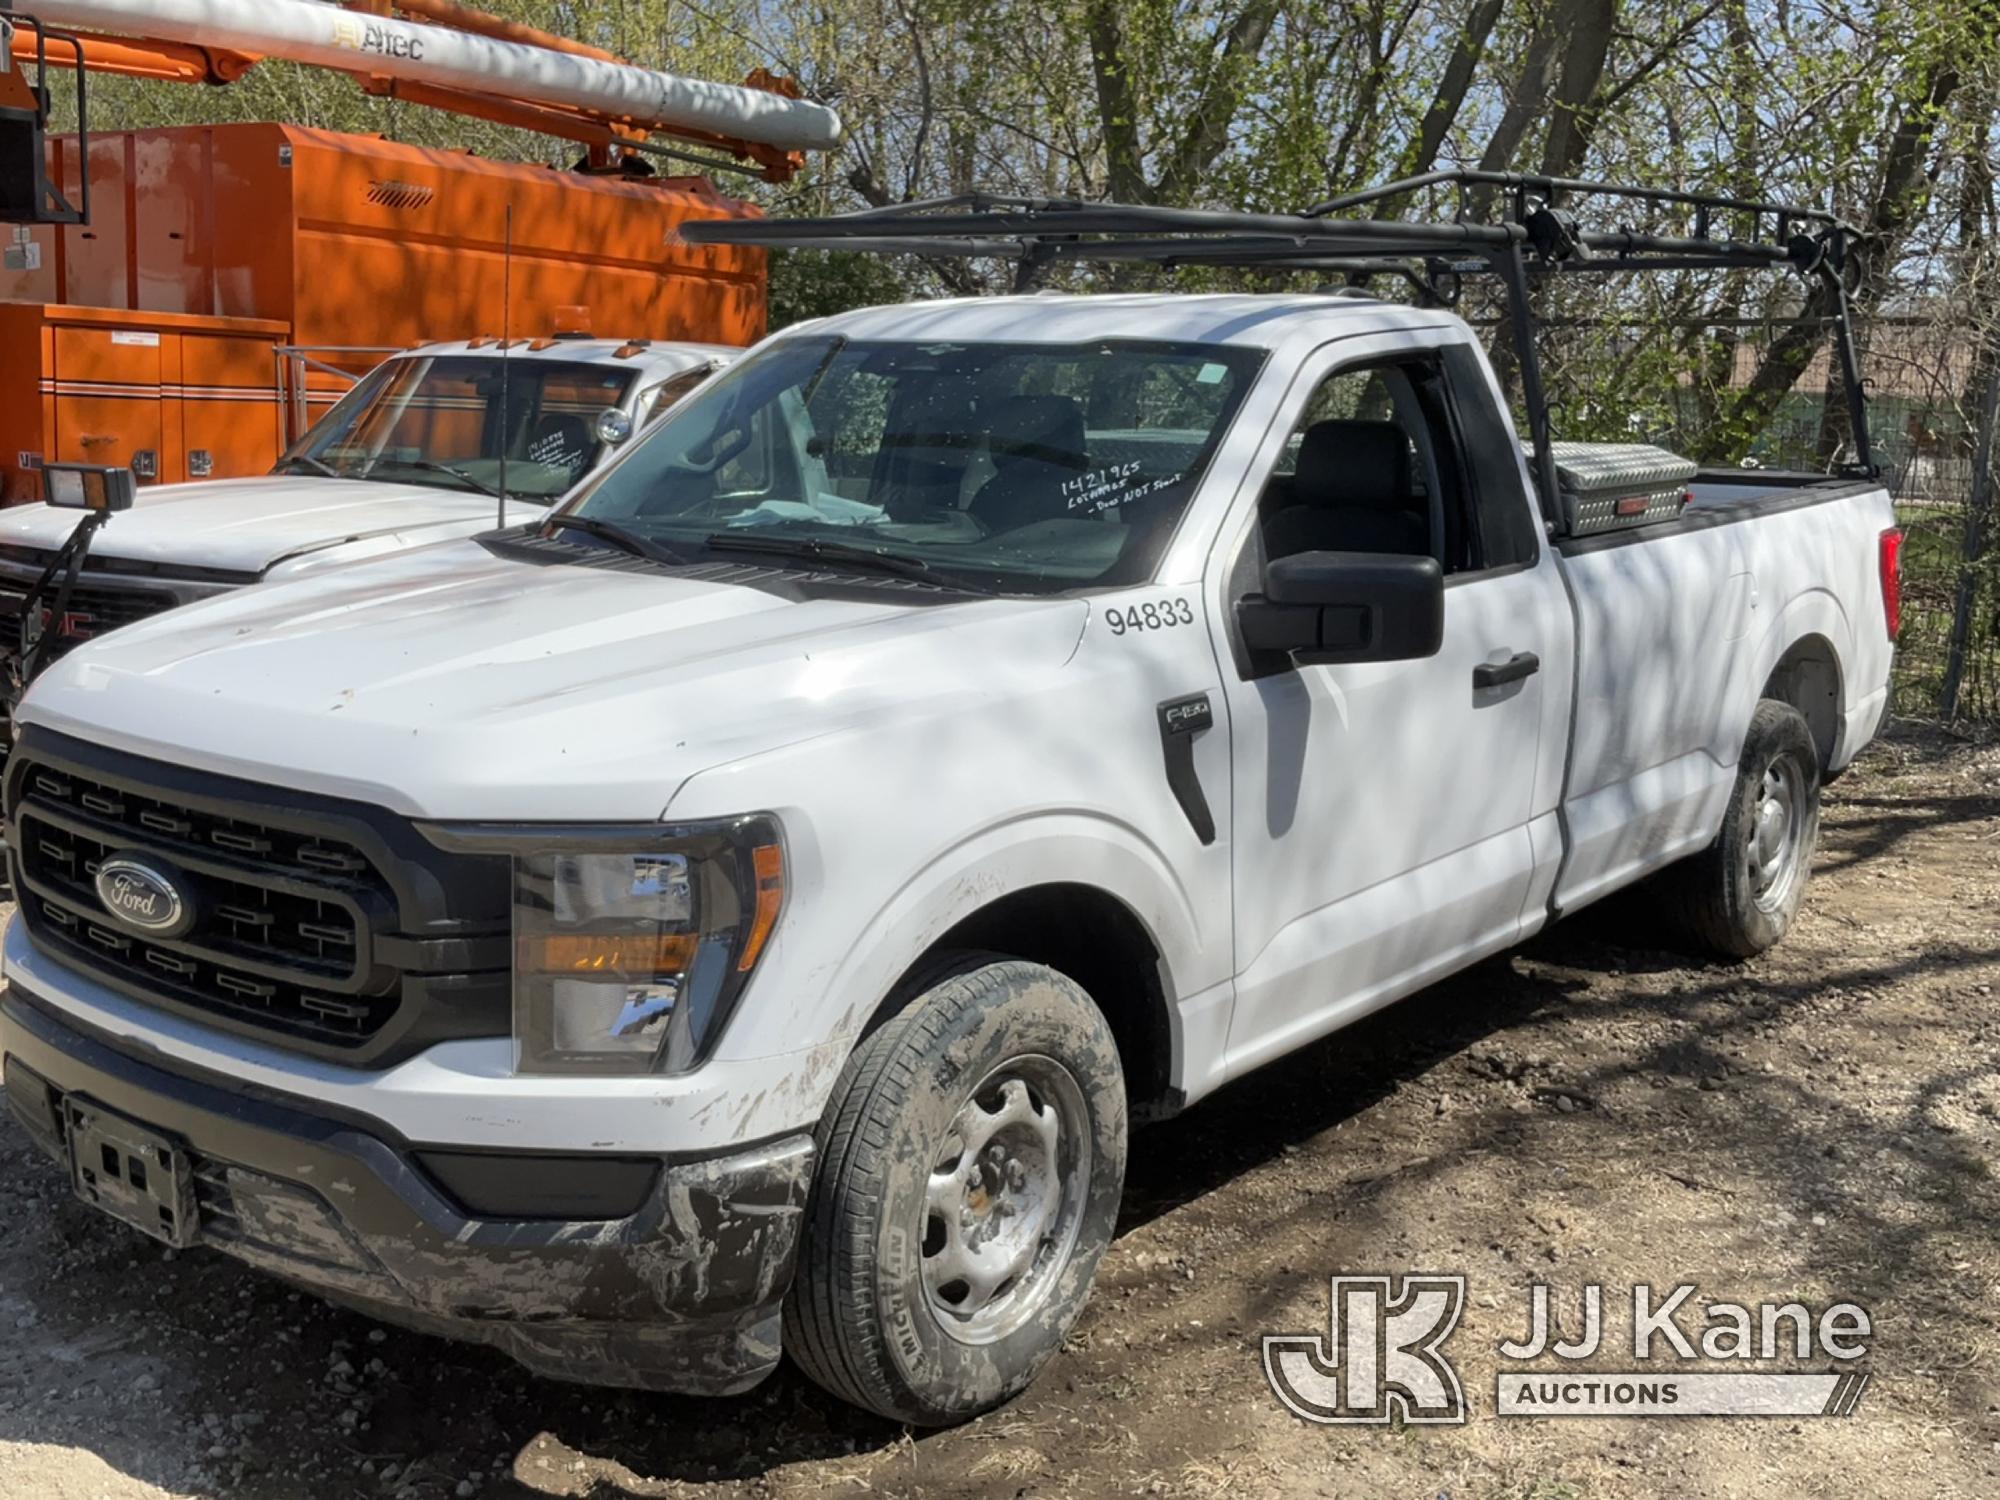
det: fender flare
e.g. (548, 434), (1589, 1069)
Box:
(1731, 586), (1852, 765)
(781, 812), (1208, 1114)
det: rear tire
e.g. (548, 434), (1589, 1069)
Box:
(1659, 699), (1821, 958)
(785, 956), (1127, 1425)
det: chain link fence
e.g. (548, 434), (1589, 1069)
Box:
(1478, 275), (2000, 723)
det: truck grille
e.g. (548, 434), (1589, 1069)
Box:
(0, 579), (179, 666)
(16, 764), (392, 1045)
(5, 729), (511, 1064)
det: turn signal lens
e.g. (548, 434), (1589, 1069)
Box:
(498, 818), (786, 1076)
(519, 931), (698, 975)
(738, 843), (785, 971)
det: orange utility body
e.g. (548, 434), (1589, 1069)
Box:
(0, 121), (768, 503)
(0, 301), (288, 499)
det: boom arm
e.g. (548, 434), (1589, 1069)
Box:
(10, 0), (840, 180)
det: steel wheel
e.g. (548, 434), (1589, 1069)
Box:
(785, 957), (1127, 1423)
(1746, 752), (1809, 914)
(920, 1056), (1091, 1345)
(1655, 700), (1821, 960)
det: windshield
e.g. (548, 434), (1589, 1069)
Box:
(280, 355), (636, 499)
(561, 336), (1264, 593)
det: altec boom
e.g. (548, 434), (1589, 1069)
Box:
(0, 0), (842, 498)
(19, 0), (842, 153)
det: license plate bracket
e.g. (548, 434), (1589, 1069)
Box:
(64, 1096), (199, 1249)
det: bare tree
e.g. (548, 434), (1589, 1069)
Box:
(1538, 0), (1619, 177)
(1941, 86), (2000, 718)
(1708, 44), (1980, 462)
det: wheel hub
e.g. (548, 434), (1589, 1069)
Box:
(921, 1059), (1090, 1344)
(1746, 755), (1807, 912)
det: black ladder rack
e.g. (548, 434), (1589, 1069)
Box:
(679, 173), (1876, 523)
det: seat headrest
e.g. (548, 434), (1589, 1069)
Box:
(1293, 419), (1411, 510)
(984, 395), (1088, 471)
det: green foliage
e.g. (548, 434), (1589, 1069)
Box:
(767, 248), (911, 329)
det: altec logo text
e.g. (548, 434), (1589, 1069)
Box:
(329, 17), (427, 61)
(1263, 1276), (1872, 1423)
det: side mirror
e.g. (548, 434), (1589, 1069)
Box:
(1238, 550), (1444, 666)
(43, 463), (138, 513)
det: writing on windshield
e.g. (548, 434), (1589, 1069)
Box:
(564, 336), (1264, 594)
(280, 356), (634, 499)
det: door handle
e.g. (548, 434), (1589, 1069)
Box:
(1473, 651), (1540, 690)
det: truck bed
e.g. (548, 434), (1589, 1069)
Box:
(1550, 469), (1898, 912)
(1547, 468), (1885, 553)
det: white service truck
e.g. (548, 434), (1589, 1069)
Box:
(0, 288), (1897, 1423)
(0, 336), (730, 685)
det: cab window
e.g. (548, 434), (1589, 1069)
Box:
(1258, 350), (1531, 575)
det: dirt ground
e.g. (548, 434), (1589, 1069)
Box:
(2, 724), (1997, 1500)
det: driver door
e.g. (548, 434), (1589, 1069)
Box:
(1214, 334), (1569, 1077)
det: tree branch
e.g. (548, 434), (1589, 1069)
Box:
(1395, 0), (1507, 181)
(1538, 0), (1619, 179)
(1084, 0), (1148, 202)
(1155, 0), (1283, 203)
(1713, 55), (1970, 461)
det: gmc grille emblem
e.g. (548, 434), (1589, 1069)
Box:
(22, 608), (95, 647)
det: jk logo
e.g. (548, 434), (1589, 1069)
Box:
(1263, 1274), (1467, 1424)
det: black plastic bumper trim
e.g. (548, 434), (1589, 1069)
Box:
(0, 984), (814, 1395)
(413, 1149), (662, 1222)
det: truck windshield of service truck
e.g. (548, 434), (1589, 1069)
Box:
(559, 336), (1264, 594)
(277, 356), (635, 499)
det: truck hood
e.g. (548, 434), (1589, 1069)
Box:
(0, 477), (510, 576)
(20, 542), (1089, 820)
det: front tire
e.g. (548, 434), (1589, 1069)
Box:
(1660, 699), (1821, 958)
(785, 957), (1128, 1424)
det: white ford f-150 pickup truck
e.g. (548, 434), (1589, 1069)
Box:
(0, 336), (730, 685)
(0, 289), (1897, 1423)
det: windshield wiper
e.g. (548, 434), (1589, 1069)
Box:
(276, 454), (345, 479)
(382, 458), (502, 497)
(545, 513), (690, 566)
(701, 531), (950, 585)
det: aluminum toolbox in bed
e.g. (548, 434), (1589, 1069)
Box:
(1535, 441), (1699, 536)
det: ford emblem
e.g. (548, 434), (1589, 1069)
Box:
(94, 855), (194, 940)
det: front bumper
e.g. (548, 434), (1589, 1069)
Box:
(0, 982), (814, 1395)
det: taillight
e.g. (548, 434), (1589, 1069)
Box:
(1878, 527), (1903, 640)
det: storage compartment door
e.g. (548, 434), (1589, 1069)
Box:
(51, 325), (165, 482)
(179, 333), (281, 481)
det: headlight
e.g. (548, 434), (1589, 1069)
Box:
(435, 817), (785, 1075)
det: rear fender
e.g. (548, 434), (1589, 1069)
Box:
(1737, 588), (1852, 768)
